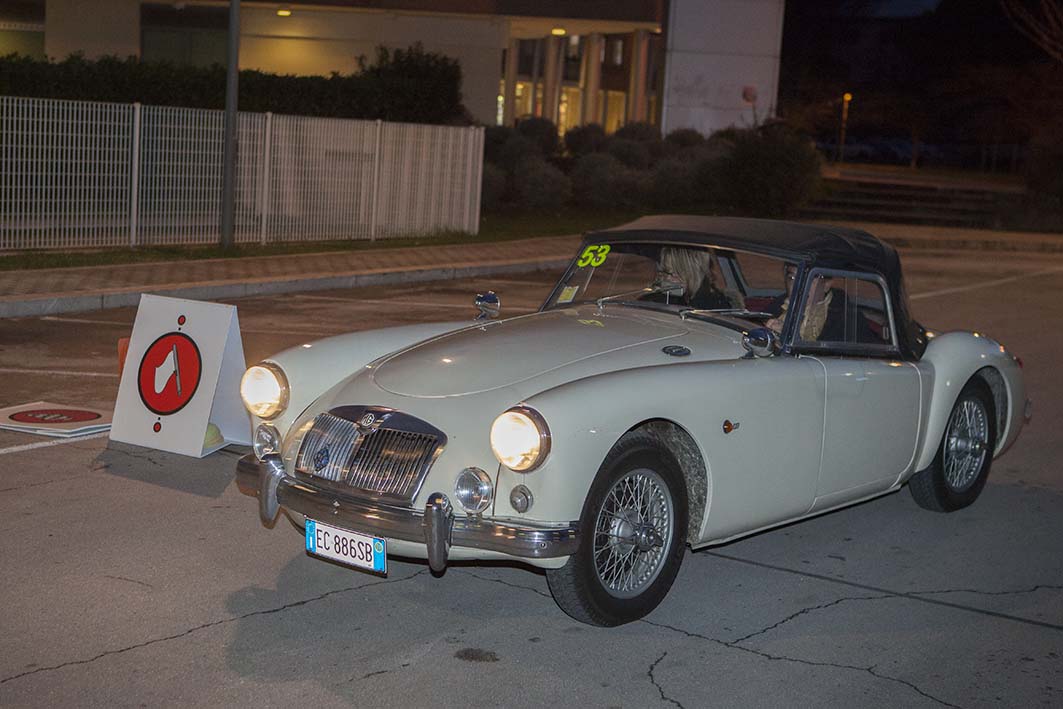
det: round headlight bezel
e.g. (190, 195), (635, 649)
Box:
(253, 423), (281, 460)
(240, 362), (290, 420)
(454, 467), (494, 515)
(489, 406), (551, 472)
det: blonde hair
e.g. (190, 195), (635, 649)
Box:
(659, 247), (713, 297)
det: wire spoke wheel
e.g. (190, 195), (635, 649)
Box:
(592, 467), (674, 599)
(943, 396), (989, 492)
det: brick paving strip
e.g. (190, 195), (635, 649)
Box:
(0, 221), (1060, 318)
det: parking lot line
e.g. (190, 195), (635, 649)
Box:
(911, 265), (1063, 301)
(0, 367), (119, 378)
(0, 431), (109, 456)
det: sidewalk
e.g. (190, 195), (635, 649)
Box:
(1, 221), (1061, 318)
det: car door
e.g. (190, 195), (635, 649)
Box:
(790, 269), (923, 509)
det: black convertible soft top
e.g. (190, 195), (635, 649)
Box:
(586, 215), (928, 360)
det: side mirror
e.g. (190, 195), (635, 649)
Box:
(742, 327), (779, 358)
(474, 291), (500, 320)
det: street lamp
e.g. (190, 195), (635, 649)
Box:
(836, 92), (852, 164)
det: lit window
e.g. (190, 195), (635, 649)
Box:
(611, 39), (623, 66)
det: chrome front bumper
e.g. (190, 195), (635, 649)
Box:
(236, 454), (579, 572)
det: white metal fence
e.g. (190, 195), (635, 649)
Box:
(0, 95), (484, 250)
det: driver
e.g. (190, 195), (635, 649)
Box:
(657, 247), (744, 310)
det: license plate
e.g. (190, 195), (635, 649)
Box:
(305, 518), (387, 574)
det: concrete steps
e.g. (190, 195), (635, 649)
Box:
(801, 178), (1017, 228)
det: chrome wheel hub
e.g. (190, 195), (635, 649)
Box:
(593, 468), (674, 599)
(944, 397), (990, 492)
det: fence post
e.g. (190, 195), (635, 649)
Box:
(469, 126), (484, 235)
(259, 111), (272, 245)
(129, 102), (141, 247)
(369, 119), (382, 241)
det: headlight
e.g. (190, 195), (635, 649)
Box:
(454, 467), (493, 514)
(240, 362), (289, 420)
(490, 406), (550, 472)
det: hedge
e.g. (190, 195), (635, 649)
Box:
(480, 118), (823, 218)
(0, 44), (467, 124)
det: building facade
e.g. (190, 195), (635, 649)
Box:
(0, 0), (784, 136)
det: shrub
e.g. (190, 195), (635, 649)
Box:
(516, 117), (560, 156)
(0, 44), (467, 124)
(614, 121), (660, 142)
(606, 138), (653, 170)
(571, 153), (624, 208)
(496, 134), (540, 172)
(480, 162), (507, 212)
(665, 128), (706, 150)
(650, 157), (702, 210)
(611, 168), (651, 210)
(512, 158), (570, 211)
(708, 125), (822, 218)
(484, 126), (516, 166)
(564, 123), (606, 157)
(570, 152), (649, 209)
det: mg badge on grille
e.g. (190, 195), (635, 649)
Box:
(313, 446), (330, 472)
(359, 412), (376, 428)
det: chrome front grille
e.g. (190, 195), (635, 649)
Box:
(294, 407), (445, 504)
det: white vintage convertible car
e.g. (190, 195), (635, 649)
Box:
(236, 216), (1029, 626)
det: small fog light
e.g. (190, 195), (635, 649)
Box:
(454, 467), (493, 514)
(253, 423), (280, 460)
(509, 484), (533, 513)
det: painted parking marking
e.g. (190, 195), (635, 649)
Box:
(911, 265), (1063, 301)
(0, 367), (119, 378)
(0, 431), (109, 456)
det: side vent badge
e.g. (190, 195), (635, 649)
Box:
(662, 345), (691, 357)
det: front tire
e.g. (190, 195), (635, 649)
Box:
(909, 379), (996, 512)
(546, 432), (688, 626)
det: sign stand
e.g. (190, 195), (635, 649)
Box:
(111, 294), (252, 457)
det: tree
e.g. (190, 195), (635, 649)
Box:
(999, 0), (1063, 63)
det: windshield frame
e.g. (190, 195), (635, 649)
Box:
(540, 239), (811, 343)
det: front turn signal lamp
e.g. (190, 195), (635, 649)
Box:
(490, 406), (550, 472)
(240, 362), (289, 420)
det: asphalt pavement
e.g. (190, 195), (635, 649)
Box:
(0, 239), (1061, 707)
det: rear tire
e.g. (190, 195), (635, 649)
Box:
(546, 432), (687, 626)
(909, 379), (996, 512)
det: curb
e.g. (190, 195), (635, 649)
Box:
(0, 258), (571, 319)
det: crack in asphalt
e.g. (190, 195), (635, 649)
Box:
(648, 652), (684, 709)
(102, 447), (163, 468)
(704, 552), (1063, 632)
(0, 569), (427, 686)
(459, 566), (959, 707)
(461, 570), (553, 600)
(101, 575), (154, 590)
(641, 619), (961, 709)
(911, 584), (1063, 597)
(730, 594), (893, 645)
(0, 476), (84, 494)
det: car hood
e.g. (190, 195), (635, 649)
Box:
(371, 306), (692, 398)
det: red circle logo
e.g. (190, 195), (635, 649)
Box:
(10, 408), (101, 424)
(137, 332), (202, 416)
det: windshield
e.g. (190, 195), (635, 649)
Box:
(546, 241), (799, 327)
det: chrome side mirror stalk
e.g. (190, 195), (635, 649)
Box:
(474, 291), (501, 320)
(742, 327), (779, 359)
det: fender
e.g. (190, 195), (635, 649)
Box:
(911, 331), (1024, 473)
(259, 321), (468, 434)
(511, 354), (826, 544)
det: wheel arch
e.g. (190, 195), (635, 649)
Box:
(914, 331), (1022, 471)
(624, 418), (710, 546)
